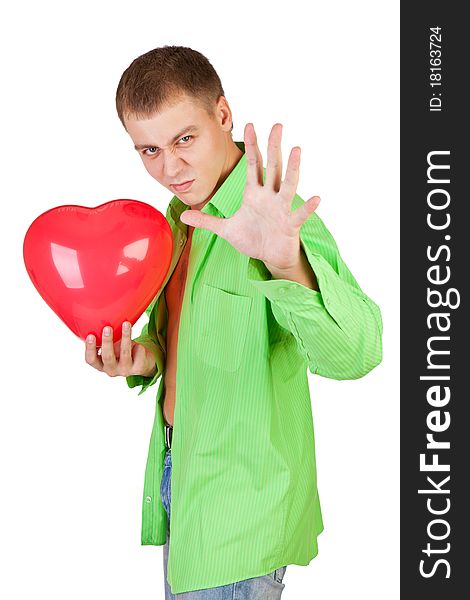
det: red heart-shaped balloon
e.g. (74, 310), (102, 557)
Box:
(23, 199), (173, 347)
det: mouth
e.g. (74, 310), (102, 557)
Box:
(171, 179), (195, 192)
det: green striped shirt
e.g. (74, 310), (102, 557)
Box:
(126, 141), (383, 594)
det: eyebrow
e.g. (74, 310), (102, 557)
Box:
(134, 125), (198, 151)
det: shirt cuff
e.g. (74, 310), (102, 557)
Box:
(126, 371), (160, 396)
(246, 242), (360, 337)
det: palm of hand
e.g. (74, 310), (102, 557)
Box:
(180, 122), (321, 272)
(223, 191), (301, 269)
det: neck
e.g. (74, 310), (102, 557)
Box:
(191, 139), (243, 211)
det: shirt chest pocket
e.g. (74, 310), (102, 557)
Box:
(192, 283), (253, 372)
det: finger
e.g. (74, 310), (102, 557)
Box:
(118, 321), (133, 371)
(292, 195), (321, 228)
(279, 146), (301, 204)
(101, 326), (118, 374)
(85, 334), (104, 371)
(265, 123), (283, 192)
(179, 212), (226, 237)
(244, 123), (264, 187)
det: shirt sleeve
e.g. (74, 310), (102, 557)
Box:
(125, 296), (165, 396)
(246, 194), (383, 380)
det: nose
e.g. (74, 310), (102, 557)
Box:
(162, 150), (186, 179)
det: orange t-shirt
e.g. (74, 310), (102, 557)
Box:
(162, 226), (194, 426)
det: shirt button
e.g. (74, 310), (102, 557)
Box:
(325, 296), (330, 304)
(145, 496), (152, 503)
(179, 238), (184, 246)
(279, 287), (287, 294)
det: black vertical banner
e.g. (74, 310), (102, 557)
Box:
(401, 4), (468, 599)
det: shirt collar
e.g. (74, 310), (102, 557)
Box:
(168, 141), (246, 229)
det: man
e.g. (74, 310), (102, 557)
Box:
(85, 46), (383, 597)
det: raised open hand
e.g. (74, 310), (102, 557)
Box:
(180, 123), (320, 272)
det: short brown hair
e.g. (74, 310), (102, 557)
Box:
(115, 45), (227, 129)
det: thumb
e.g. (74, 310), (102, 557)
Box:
(180, 209), (225, 236)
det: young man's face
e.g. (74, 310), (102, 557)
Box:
(123, 95), (237, 210)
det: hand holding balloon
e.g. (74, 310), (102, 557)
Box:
(85, 321), (157, 378)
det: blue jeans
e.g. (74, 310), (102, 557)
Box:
(160, 447), (287, 599)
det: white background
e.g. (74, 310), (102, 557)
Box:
(1, 1), (399, 598)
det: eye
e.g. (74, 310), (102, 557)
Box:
(142, 146), (159, 157)
(141, 135), (193, 157)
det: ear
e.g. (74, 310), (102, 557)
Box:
(216, 95), (233, 133)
